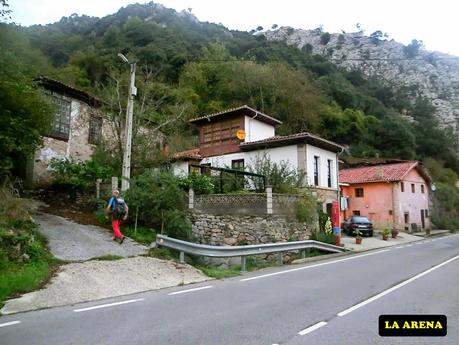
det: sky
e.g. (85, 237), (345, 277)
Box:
(8, 0), (459, 56)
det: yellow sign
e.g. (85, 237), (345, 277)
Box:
(236, 129), (246, 140)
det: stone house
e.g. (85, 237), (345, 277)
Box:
(25, 77), (106, 187)
(172, 105), (344, 211)
(339, 161), (432, 231)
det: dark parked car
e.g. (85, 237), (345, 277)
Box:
(342, 216), (373, 237)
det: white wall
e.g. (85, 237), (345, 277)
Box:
(244, 116), (275, 142)
(305, 145), (338, 189)
(201, 145), (298, 171)
(172, 161), (189, 177)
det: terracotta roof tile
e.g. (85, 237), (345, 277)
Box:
(240, 132), (344, 153)
(172, 148), (202, 160)
(189, 105), (282, 126)
(339, 162), (419, 184)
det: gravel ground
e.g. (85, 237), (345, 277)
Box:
(1, 257), (210, 314)
(1, 206), (210, 315)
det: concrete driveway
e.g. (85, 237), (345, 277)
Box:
(341, 231), (424, 252)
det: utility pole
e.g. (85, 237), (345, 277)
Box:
(118, 53), (137, 192)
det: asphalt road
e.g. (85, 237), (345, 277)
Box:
(1, 234), (458, 345)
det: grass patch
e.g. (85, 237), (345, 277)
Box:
(0, 259), (58, 308)
(195, 265), (241, 279)
(147, 247), (176, 260)
(123, 226), (156, 245)
(0, 187), (59, 308)
(91, 255), (124, 261)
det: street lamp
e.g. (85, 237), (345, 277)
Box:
(118, 53), (137, 191)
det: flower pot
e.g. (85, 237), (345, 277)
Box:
(391, 230), (399, 238)
(382, 235), (389, 241)
(356, 237), (362, 244)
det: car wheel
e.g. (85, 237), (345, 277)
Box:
(369, 231), (373, 237)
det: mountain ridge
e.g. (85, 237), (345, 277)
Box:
(264, 26), (459, 133)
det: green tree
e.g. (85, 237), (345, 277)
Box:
(0, 25), (53, 179)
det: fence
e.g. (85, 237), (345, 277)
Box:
(188, 187), (303, 216)
(156, 234), (347, 271)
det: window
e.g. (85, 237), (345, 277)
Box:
(200, 163), (211, 176)
(355, 188), (364, 197)
(201, 118), (240, 147)
(313, 156), (320, 186)
(425, 209), (429, 218)
(401, 182), (404, 192)
(231, 159), (244, 170)
(389, 210), (393, 215)
(353, 210), (360, 215)
(49, 95), (71, 140)
(327, 159), (332, 188)
(411, 184), (415, 193)
(88, 116), (102, 144)
(231, 159), (245, 189)
(421, 184), (425, 193)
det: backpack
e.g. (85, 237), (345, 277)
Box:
(112, 198), (126, 219)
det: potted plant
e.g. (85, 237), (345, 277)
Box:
(391, 228), (399, 238)
(355, 229), (363, 244)
(382, 228), (390, 240)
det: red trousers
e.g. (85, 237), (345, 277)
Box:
(111, 219), (123, 239)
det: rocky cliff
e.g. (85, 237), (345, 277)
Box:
(264, 27), (459, 134)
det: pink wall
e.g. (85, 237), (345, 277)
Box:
(340, 168), (430, 230)
(341, 182), (393, 229)
(396, 169), (430, 230)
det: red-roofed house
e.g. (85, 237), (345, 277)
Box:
(172, 105), (344, 209)
(339, 162), (432, 231)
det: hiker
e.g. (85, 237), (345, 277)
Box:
(106, 189), (128, 244)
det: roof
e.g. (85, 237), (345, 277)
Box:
(189, 105), (282, 126)
(339, 161), (432, 184)
(172, 148), (202, 161)
(240, 132), (344, 153)
(35, 76), (101, 107)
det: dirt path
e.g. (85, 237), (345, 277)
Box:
(34, 212), (148, 261)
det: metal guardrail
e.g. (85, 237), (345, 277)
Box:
(155, 234), (348, 271)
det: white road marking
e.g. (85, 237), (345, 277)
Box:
(168, 285), (213, 295)
(406, 244), (413, 247)
(298, 321), (328, 335)
(395, 246), (404, 249)
(240, 249), (390, 282)
(0, 320), (21, 328)
(337, 254), (459, 317)
(74, 298), (144, 312)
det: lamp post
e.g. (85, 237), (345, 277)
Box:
(118, 53), (137, 192)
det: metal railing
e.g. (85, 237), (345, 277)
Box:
(155, 234), (348, 271)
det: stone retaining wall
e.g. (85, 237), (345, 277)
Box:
(189, 212), (317, 266)
(190, 212), (314, 246)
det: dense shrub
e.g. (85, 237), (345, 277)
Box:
(295, 193), (319, 224)
(178, 172), (214, 195)
(247, 154), (306, 193)
(49, 158), (113, 195)
(125, 170), (191, 240)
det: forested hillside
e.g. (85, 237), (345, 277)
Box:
(1, 1), (458, 227)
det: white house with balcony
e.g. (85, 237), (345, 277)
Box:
(172, 105), (344, 210)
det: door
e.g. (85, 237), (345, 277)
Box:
(421, 209), (425, 229)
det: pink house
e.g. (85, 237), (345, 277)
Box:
(339, 161), (432, 231)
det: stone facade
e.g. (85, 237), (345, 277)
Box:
(30, 96), (104, 187)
